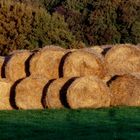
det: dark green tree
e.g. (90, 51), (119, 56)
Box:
(0, 0), (75, 55)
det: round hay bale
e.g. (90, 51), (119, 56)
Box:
(30, 48), (66, 79)
(15, 76), (49, 109)
(0, 79), (13, 110)
(109, 74), (140, 106)
(46, 77), (76, 109)
(105, 44), (140, 76)
(63, 50), (106, 79)
(5, 50), (32, 82)
(67, 76), (111, 109)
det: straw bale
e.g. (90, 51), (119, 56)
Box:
(67, 76), (111, 109)
(30, 48), (66, 79)
(63, 50), (106, 79)
(109, 74), (140, 106)
(105, 44), (140, 76)
(15, 76), (49, 109)
(5, 50), (32, 82)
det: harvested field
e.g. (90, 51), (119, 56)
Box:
(30, 47), (66, 79)
(0, 79), (13, 110)
(15, 76), (49, 109)
(5, 50), (32, 82)
(109, 74), (140, 106)
(67, 76), (111, 109)
(105, 44), (140, 76)
(62, 50), (106, 79)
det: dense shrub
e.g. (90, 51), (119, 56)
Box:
(0, 0), (75, 55)
(53, 0), (140, 45)
(0, 0), (139, 56)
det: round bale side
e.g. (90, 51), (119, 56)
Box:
(30, 48), (66, 79)
(63, 50), (106, 79)
(5, 50), (32, 82)
(67, 76), (111, 109)
(105, 44), (140, 76)
(109, 74), (140, 106)
(15, 76), (49, 109)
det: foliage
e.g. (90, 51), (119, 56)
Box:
(0, 0), (75, 55)
(0, 0), (140, 55)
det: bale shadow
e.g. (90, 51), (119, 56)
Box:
(101, 47), (111, 56)
(59, 51), (72, 78)
(1, 55), (12, 78)
(10, 78), (24, 109)
(60, 77), (77, 108)
(107, 75), (119, 87)
(25, 51), (38, 77)
(41, 79), (56, 108)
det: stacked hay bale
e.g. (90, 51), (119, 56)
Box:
(109, 74), (140, 106)
(61, 50), (106, 79)
(0, 44), (139, 110)
(15, 76), (49, 109)
(105, 44), (140, 76)
(45, 76), (111, 109)
(30, 46), (66, 79)
(67, 76), (111, 109)
(5, 50), (32, 82)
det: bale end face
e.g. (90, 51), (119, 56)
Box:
(110, 74), (140, 106)
(67, 76), (111, 109)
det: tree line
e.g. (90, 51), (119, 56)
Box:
(0, 0), (140, 55)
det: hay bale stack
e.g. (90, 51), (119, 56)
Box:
(67, 76), (111, 109)
(109, 74), (140, 106)
(46, 77), (75, 109)
(62, 50), (106, 79)
(30, 48), (66, 79)
(0, 79), (13, 110)
(15, 76), (48, 109)
(105, 44), (140, 76)
(5, 50), (32, 82)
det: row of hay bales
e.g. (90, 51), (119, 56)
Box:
(0, 44), (140, 110)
